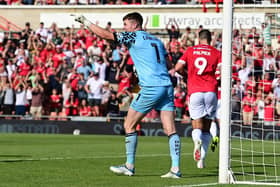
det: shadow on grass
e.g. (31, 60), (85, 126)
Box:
(0, 154), (35, 162)
(0, 154), (31, 158)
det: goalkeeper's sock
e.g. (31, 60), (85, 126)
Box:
(201, 132), (211, 160)
(210, 121), (218, 138)
(168, 133), (181, 169)
(125, 132), (138, 168)
(192, 129), (202, 142)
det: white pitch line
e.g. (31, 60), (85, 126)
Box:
(169, 183), (219, 187)
(0, 153), (191, 162)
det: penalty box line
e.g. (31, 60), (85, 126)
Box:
(0, 153), (191, 162)
(168, 182), (219, 187)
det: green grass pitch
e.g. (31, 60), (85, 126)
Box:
(0, 134), (277, 187)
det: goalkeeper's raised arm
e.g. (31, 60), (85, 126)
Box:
(74, 15), (115, 41)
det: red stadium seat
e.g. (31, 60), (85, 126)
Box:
(199, 0), (237, 13)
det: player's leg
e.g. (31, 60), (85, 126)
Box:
(210, 99), (220, 139)
(191, 119), (203, 162)
(199, 118), (211, 168)
(210, 120), (217, 139)
(199, 92), (217, 168)
(160, 110), (181, 178)
(210, 99), (220, 152)
(149, 85), (181, 178)
(189, 93), (205, 162)
(210, 120), (219, 152)
(110, 107), (146, 176)
(110, 88), (151, 176)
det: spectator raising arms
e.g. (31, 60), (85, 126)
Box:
(165, 18), (180, 42)
(14, 76), (28, 117)
(30, 83), (44, 120)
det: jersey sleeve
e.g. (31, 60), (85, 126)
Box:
(114, 32), (137, 47)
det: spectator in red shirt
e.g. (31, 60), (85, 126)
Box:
(65, 92), (79, 116)
(174, 85), (186, 119)
(169, 37), (181, 53)
(244, 73), (256, 95)
(96, 37), (104, 52)
(50, 88), (61, 119)
(85, 31), (96, 50)
(258, 72), (273, 95)
(79, 99), (91, 116)
(45, 42), (56, 61)
(69, 69), (79, 92)
(76, 24), (89, 43)
(36, 60), (46, 77)
(52, 45), (66, 68)
(242, 90), (255, 125)
(116, 67), (131, 95)
(34, 42), (48, 63)
(19, 60), (31, 77)
(264, 95), (274, 126)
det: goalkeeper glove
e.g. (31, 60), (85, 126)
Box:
(74, 15), (92, 28)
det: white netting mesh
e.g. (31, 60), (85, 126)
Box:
(229, 1), (280, 185)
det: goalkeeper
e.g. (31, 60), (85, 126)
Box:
(74, 12), (181, 178)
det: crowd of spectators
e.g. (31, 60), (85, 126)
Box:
(0, 15), (280, 125)
(0, 0), (279, 6)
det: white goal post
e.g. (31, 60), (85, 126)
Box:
(219, 1), (280, 185)
(219, 0), (233, 184)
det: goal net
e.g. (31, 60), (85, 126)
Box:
(219, 1), (280, 185)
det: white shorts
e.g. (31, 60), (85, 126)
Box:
(215, 99), (221, 119)
(189, 92), (217, 120)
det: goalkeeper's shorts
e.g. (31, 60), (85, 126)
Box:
(130, 85), (174, 114)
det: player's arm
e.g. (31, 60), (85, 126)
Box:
(175, 61), (184, 73)
(74, 15), (114, 41)
(88, 24), (114, 41)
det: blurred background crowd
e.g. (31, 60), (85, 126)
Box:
(0, 14), (280, 125)
(0, 0), (279, 6)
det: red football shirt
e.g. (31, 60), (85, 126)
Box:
(118, 75), (130, 94)
(79, 106), (91, 116)
(242, 96), (255, 112)
(264, 103), (274, 122)
(19, 62), (31, 76)
(52, 52), (66, 68)
(174, 91), (185, 108)
(179, 44), (221, 95)
(258, 79), (272, 94)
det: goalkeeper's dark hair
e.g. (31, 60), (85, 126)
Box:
(199, 29), (212, 44)
(123, 12), (143, 27)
